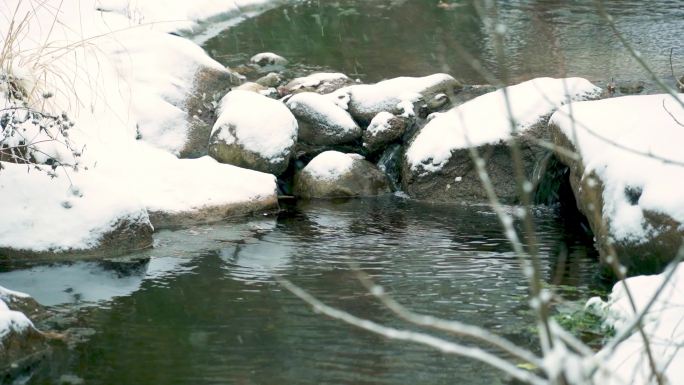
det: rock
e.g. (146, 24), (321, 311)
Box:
(549, 94), (684, 274)
(0, 290), (49, 379)
(334, 74), (463, 124)
(362, 112), (408, 153)
(286, 92), (361, 145)
(208, 90), (298, 176)
(255, 73), (283, 88)
(678, 76), (684, 92)
(235, 82), (268, 93)
(618, 80), (645, 94)
(180, 66), (243, 159)
(250, 52), (288, 67)
(280, 72), (354, 96)
(402, 77), (601, 204)
(294, 151), (390, 198)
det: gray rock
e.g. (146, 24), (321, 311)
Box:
(255, 73), (283, 88)
(180, 66), (243, 159)
(250, 52), (288, 67)
(286, 92), (361, 145)
(294, 151), (390, 198)
(618, 80), (645, 94)
(362, 112), (408, 153)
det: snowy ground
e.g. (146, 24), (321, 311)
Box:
(0, 0), (283, 254)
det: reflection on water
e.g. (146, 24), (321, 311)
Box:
(5, 197), (605, 385)
(202, 0), (683, 86)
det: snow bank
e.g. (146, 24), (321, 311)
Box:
(550, 94), (684, 243)
(0, 0), (279, 254)
(301, 151), (355, 181)
(0, 286), (32, 340)
(406, 77), (601, 173)
(589, 263), (684, 385)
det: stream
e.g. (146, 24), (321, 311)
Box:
(3, 0), (682, 383)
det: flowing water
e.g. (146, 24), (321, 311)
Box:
(5, 0), (682, 383)
(2, 198), (603, 385)
(203, 0), (683, 86)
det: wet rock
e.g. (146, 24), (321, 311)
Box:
(280, 73), (355, 96)
(362, 112), (408, 153)
(180, 66), (243, 159)
(250, 52), (288, 67)
(618, 80), (645, 94)
(335, 74), (463, 124)
(255, 73), (283, 88)
(678, 76), (684, 92)
(286, 92), (361, 145)
(294, 151), (390, 198)
(208, 90), (298, 176)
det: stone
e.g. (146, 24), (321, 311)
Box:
(280, 72), (355, 96)
(180, 66), (243, 159)
(362, 112), (408, 153)
(208, 90), (298, 176)
(618, 80), (645, 94)
(294, 151), (390, 198)
(255, 73), (283, 88)
(250, 52), (288, 67)
(336, 74), (463, 124)
(286, 92), (361, 145)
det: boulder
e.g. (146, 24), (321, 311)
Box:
(362, 112), (408, 153)
(402, 77), (601, 203)
(255, 73), (283, 88)
(286, 92), (361, 145)
(294, 151), (390, 198)
(180, 66), (243, 158)
(549, 94), (684, 274)
(333, 74), (463, 124)
(208, 90), (298, 176)
(678, 76), (684, 92)
(280, 72), (354, 96)
(0, 289), (49, 377)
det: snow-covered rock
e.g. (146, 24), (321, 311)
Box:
(209, 90), (298, 175)
(250, 52), (288, 67)
(0, 286), (46, 374)
(333, 74), (462, 123)
(362, 112), (408, 153)
(281, 72), (354, 95)
(294, 151), (390, 198)
(550, 93), (684, 273)
(588, 263), (684, 385)
(286, 92), (361, 145)
(402, 77), (601, 203)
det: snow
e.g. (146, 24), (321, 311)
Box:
(0, 0), (281, 253)
(406, 77), (601, 173)
(0, 286), (32, 341)
(589, 263), (684, 385)
(366, 111), (397, 137)
(301, 151), (356, 181)
(212, 90), (298, 162)
(286, 92), (359, 134)
(550, 94), (684, 243)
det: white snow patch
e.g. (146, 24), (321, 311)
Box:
(589, 263), (684, 385)
(550, 94), (684, 243)
(366, 112), (396, 137)
(302, 151), (356, 181)
(250, 52), (288, 66)
(212, 90), (298, 162)
(286, 92), (358, 132)
(0, 286), (33, 341)
(406, 77), (601, 173)
(286, 72), (350, 90)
